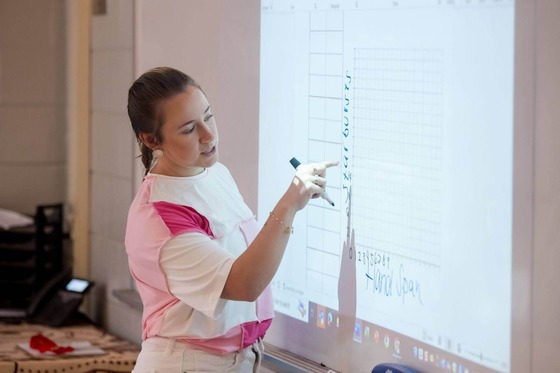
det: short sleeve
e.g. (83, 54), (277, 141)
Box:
(159, 232), (235, 319)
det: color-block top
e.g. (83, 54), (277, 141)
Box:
(125, 162), (274, 354)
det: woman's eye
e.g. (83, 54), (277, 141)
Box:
(204, 114), (214, 122)
(184, 126), (196, 134)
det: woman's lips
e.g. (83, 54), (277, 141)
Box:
(202, 146), (216, 156)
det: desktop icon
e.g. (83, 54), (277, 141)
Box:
(298, 299), (307, 318)
(316, 305), (326, 329)
(374, 329), (380, 344)
(383, 334), (390, 349)
(353, 320), (363, 343)
(393, 338), (400, 354)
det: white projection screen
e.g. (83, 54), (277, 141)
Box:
(257, 1), (533, 372)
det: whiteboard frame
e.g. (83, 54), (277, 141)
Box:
(510, 0), (535, 372)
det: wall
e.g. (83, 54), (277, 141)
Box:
(88, 0), (142, 343)
(0, 0), (66, 215)
(136, 0), (261, 211)
(532, 0), (560, 370)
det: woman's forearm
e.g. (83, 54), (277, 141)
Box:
(221, 195), (297, 301)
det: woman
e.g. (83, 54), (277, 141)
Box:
(125, 66), (337, 372)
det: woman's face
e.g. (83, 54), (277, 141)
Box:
(153, 85), (219, 177)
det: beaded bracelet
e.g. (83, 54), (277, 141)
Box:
(266, 211), (294, 234)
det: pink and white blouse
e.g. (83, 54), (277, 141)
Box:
(125, 162), (274, 354)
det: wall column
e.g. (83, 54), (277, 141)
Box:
(66, 0), (91, 278)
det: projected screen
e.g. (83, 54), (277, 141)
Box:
(258, 1), (514, 372)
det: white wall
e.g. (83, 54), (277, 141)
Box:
(89, 0), (142, 343)
(0, 0), (66, 214)
(532, 0), (560, 370)
(136, 0), (261, 210)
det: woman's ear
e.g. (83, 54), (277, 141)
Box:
(138, 132), (160, 150)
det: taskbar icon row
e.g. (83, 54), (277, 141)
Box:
(308, 301), (495, 373)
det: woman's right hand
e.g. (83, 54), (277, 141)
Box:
(223, 159), (338, 302)
(281, 160), (339, 212)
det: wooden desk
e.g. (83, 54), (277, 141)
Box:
(0, 322), (139, 373)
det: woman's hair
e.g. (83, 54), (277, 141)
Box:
(127, 66), (202, 174)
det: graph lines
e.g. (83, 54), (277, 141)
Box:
(352, 48), (444, 268)
(305, 11), (344, 302)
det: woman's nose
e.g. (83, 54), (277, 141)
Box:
(199, 121), (215, 143)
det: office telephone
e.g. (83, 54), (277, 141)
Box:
(29, 274), (93, 327)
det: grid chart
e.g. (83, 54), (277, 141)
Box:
(352, 48), (444, 268)
(305, 11), (344, 299)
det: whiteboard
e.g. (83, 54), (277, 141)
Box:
(257, 1), (530, 372)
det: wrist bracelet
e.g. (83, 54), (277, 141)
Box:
(266, 211), (293, 234)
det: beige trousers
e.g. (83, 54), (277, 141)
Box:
(132, 337), (264, 373)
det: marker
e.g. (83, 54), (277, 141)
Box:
(290, 157), (335, 207)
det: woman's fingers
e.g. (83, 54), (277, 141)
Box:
(322, 160), (340, 168)
(292, 175), (324, 200)
(287, 160), (337, 211)
(311, 160), (339, 177)
(312, 175), (327, 188)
